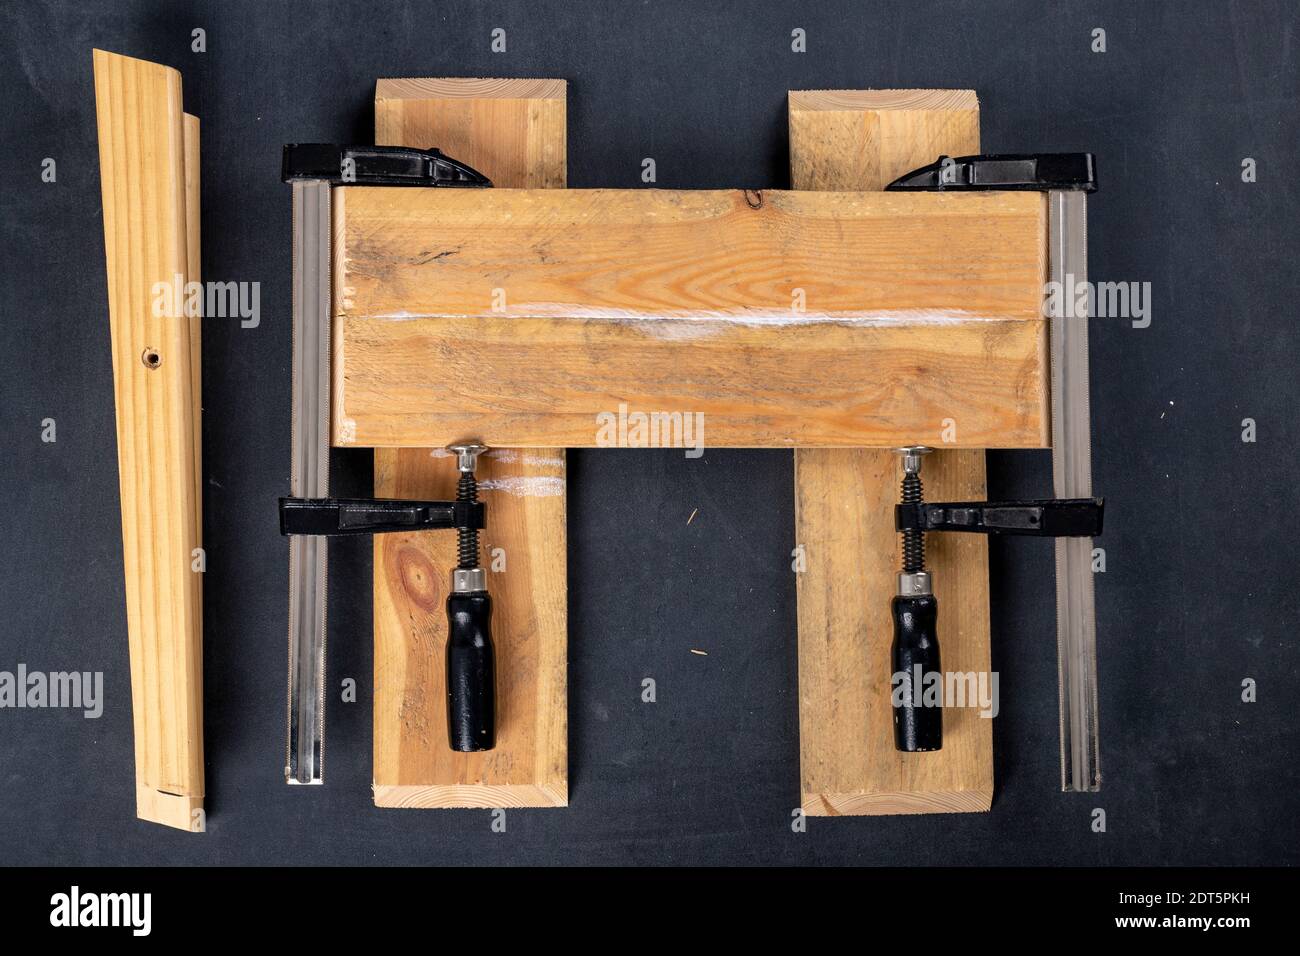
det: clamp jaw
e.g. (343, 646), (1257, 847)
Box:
(886, 152), (1097, 192)
(278, 443), (497, 755)
(276, 476), (493, 749)
(279, 498), (484, 536)
(896, 499), (1103, 538)
(887, 446), (1105, 755)
(282, 143), (492, 187)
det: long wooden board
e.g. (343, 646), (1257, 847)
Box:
(332, 187), (1049, 449)
(93, 49), (204, 831)
(372, 77), (568, 808)
(791, 89), (994, 815)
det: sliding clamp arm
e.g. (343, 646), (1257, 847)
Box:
(279, 497), (485, 537)
(896, 498), (1103, 538)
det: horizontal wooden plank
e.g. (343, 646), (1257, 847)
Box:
(333, 187), (1048, 448)
(336, 314), (1046, 448)
(336, 188), (1043, 321)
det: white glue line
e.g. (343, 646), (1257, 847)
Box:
(478, 476), (566, 498)
(371, 306), (1020, 327)
(487, 449), (566, 467)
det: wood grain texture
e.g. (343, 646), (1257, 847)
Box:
(791, 89), (995, 816)
(334, 187), (1048, 448)
(379, 77), (567, 100)
(93, 50), (204, 831)
(790, 89), (978, 111)
(372, 78), (568, 809)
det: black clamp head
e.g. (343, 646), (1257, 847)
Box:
(885, 153), (1097, 193)
(895, 498), (1104, 538)
(281, 144), (492, 187)
(279, 497), (486, 537)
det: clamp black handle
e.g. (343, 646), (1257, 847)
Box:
(446, 591), (496, 752)
(891, 594), (943, 753)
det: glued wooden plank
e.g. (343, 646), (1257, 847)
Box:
(372, 77), (568, 808)
(791, 89), (995, 815)
(93, 50), (204, 831)
(333, 186), (1048, 449)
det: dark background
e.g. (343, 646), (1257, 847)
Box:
(1, 0), (1297, 866)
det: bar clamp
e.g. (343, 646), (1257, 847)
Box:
(281, 143), (493, 785)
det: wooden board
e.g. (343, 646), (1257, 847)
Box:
(93, 49), (204, 831)
(376, 78), (566, 190)
(372, 77), (568, 808)
(791, 90), (994, 815)
(333, 186), (1048, 449)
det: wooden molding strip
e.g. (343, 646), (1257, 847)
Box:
(791, 89), (993, 816)
(372, 77), (569, 809)
(93, 49), (204, 831)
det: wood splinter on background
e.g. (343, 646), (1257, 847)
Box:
(93, 49), (205, 831)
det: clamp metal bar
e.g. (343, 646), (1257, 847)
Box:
(1049, 188), (1101, 793)
(286, 180), (331, 785)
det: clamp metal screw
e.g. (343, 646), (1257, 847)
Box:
(448, 442), (488, 474)
(894, 446), (933, 596)
(446, 443), (489, 592)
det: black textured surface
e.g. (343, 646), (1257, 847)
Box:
(1, 0), (1297, 866)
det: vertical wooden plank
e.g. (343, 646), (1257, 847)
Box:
(93, 50), (204, 830)
(371, 78), (568, 807)
(375, 78), (566, 190)
(790, 90), (993, 815)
